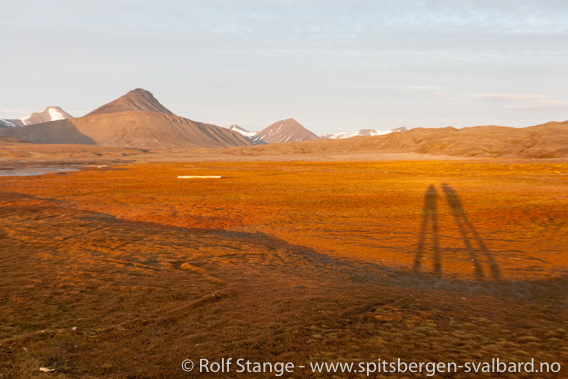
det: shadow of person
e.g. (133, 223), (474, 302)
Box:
(441, 183), (501, 281)
(413, 184), (442, 276)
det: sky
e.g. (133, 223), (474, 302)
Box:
(1, 0), (567, 135)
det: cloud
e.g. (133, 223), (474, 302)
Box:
(473, 93), (544, 101)
(1, 108), (31, 114)
(474, 93), (568, 111)
(507, 101), (568, 111)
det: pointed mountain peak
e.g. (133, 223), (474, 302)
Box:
(86, 88), (173, 117)
(259, 118), (319, 143)
(44, 106), (73, 120)
(23, 106), (73, 121)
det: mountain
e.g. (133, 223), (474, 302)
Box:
(0, 106), (73, 128)
(258, 118), (319, 144)
(322, 127), (408, 139)
(227, 125), (266, 145)
(0, 89), (250, 149)
(86, 88), (173, 116)
(222, 121), (568, 159)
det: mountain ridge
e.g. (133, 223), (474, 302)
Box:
(0, 89), (250, 149)
(222, 121), (568, 159)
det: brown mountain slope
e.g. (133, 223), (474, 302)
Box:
(0, 112), (251, 149)
(72, 112), (250, 148)
(0, 89), (250, 149)
(223, 121), (568, 159)
(258, 118), (319, 143)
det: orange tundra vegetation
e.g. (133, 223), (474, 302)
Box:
(0, 160), (567, 377)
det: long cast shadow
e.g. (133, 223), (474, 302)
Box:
(2, 190), (560, 300)
(441, 183), (501, 281)
(413, 184), (442, 276)
(414, 184), (501, 281)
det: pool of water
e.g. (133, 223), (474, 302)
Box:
(0, 167), (79, 177)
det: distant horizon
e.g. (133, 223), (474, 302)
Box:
(1, 87), (566, 135)
(2, 1), (567, 134)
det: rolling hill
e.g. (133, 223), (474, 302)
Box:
(223, 121), (568, 159)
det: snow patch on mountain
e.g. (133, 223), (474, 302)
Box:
(47, 107), (68, 121)
(227, 125), (266, 145)
(322, 127), (407, 139)
(228, 125), (258, 138)
(1, 106), (73, 128)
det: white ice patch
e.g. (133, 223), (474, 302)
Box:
(47, 107), (66, 121)
(229, 126), (259, 138)
(1, 119), (15, 127)
(368, 130), (391, 136)
(324, 129), (392, 139)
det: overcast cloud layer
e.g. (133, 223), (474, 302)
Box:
(1, 0), (567, 134)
